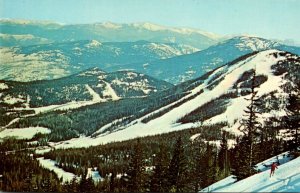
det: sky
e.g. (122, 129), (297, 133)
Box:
(0, 0), (300, 42)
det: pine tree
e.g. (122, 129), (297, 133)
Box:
(189, 138), (206, 192)
(284, 85), (300, 151)
(125, 138), (145, 192)
(218, 131), (230, 177)
(109, 171), (116, 192)
(167, 136), (188, 192)
(233, 136), (254, 180)
(150, 144), (169, 192)
(237, 69), (261, 178)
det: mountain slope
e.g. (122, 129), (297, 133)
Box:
(0, 19), (222, 49)
(2, 49), (299, 144)
(201, 152), (300, 192)
(113, 36), (300, 84)
(0, 67), (173, 109)
(43, 49), (299, 147)
(0, 40), (198, 82)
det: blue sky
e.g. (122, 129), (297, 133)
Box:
(0, 0), (300, 41)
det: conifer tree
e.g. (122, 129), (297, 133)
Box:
(237, 69), (261, 178)
(218, 131), (230, 177)
(150, 144), (169, 192)
(125, 138), (145, 192)
(167, 136), (188, 192)
(284, 85), (300, 151)
(189, 138), (206, 192)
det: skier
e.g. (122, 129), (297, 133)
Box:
(270, 162), (278, 177)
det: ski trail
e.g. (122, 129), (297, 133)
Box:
(85, 84), (104, 102)
(102, 81), (120, 100)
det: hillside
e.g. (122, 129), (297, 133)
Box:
(0, 19), (222, 49)
(50, 49), (299, 148)
(0, 67), (172, 108)
(114, 36), (300, 84)
(201, 152), (300, 192)
(2, 49), (297, 145)
(0, 40), (198, 82)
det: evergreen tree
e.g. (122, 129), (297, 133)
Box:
(218, 131), (230, 177)
(109, 171), (116, 192)
(150, 144), (169, 192)
(237, 69), (261, 178)
(167, 136), (188, 192)
(233, 136), (254, 180)
(79, 176), (95, 192)
(189, 138), (206, 192)
(284, 85), (300, 151)
(125, 138), (146, 192)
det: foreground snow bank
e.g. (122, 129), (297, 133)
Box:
(0, 127), (51, 139)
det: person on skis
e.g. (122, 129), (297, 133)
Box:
(270, 162), (278, 177)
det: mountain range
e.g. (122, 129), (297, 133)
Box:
(0, 39), (198, 82)
(0, 19), (222, 49)
(1, 49), (299, 144)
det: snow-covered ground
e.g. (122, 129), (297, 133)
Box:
(37, 157), (77, 183)
(53, 49), (290, 149)
(0, 127), (51, 139)
(200, 152), (300, 192)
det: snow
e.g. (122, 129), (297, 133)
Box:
(200, 152), (299, 192)
(235, 36), (280, 51)
(190, 133), (201, 141)
(0, 47), (70, 82)
(92, 117), (131, 136)
(85, 40), (102, 48)
(0, 83), (8, 90)
(85, 84), (104, 102)
(52, 50), (290, 149)
(4, 117), (20, 128)
(3, 94), (25, 104)
(37, 157), (77, 183)
(212, 156), (300, 192)
(13, 84), (106, 114)
(200, 175), (236, 192)
(102, 81), (120, 100)
(0, 127), (50, 139)
(131, 22), (221, 39)
(256, 151), (291, 172)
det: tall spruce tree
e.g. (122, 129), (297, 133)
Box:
(284, 84), (300, 151)
(167, 137), (188, 192)
(150, 144), (169, 192)
(125, 138), (145, 192)
(236, 69), (261, 179)
(188, 137), (206, 192)
(218, 131), (230, 177)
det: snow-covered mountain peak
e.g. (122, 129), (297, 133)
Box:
(98, 22), (122, 29)
(0, 18), (62, 26)
(85, 40), (102, 48)
(232, 36), (280, 51)
(77, 67), (105, 76)
(127, 22), (222, 39)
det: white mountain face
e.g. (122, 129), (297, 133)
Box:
(48, 49), (300, 148)
(118, 36), (300, 84)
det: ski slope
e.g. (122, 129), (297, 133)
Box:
(52, 49), (291, 149)
(201, 153), (300, 192)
